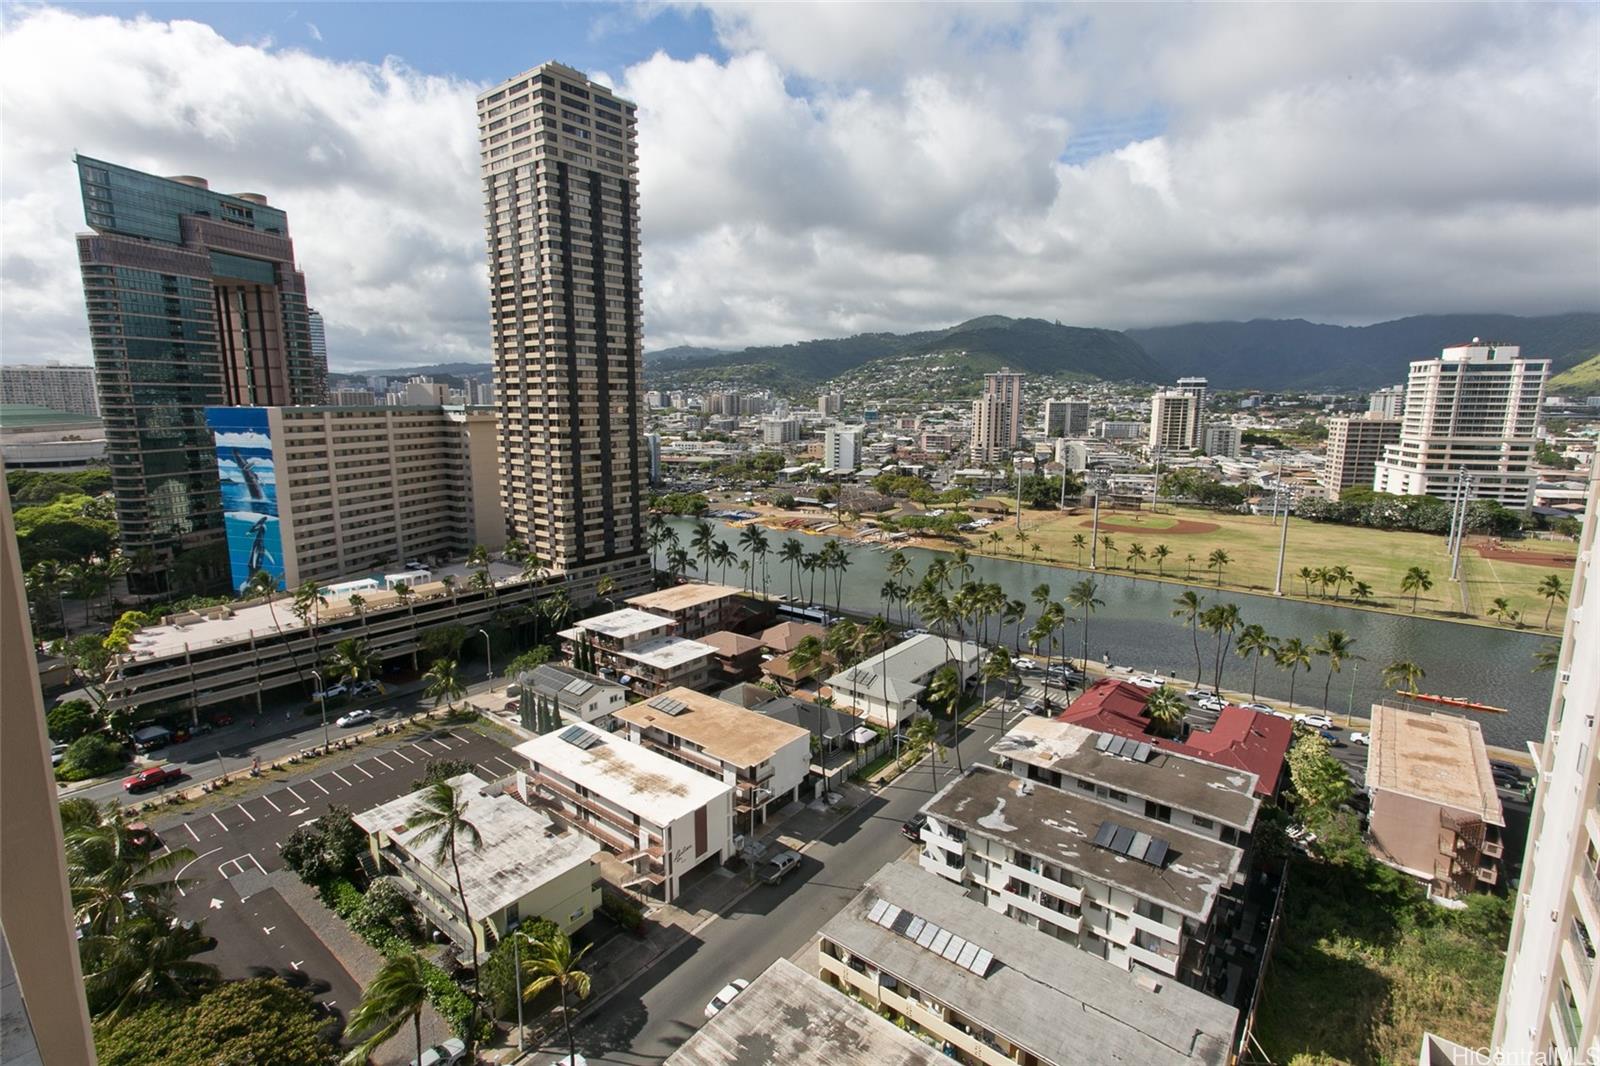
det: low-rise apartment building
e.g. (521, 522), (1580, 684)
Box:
(626, 582), (748, 639)
(352, 773), (600, 953)
(558, 607), (716, 695)
(615, 687), (811, 828)
(1365, 704), (1505, 898)
(514, 722), (733, 901)
(818, 861), (1238, 1066)
(824, 634), (983, 728)
(919, 765), (1246, 993)
(515, 663), (627, 730)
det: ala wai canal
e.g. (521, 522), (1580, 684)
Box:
(666, 517), (1559, 749)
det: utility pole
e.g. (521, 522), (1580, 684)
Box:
(1014, 461), (1023, 532)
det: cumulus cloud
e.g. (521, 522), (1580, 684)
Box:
(0, 3), (1594, 370)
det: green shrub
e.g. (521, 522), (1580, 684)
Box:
(48, 698), (99, 742)
(601, 892), (644, 933)
(420, 959), (483, 1040)
(92, 977), (337, 1066)
(281, 807), (365, 887)
(481, 917), (560, 1019)
(352, 877), (420, 944)
(58, 734), (124, 781)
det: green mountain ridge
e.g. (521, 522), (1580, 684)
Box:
(1550, 353), (1600, 393)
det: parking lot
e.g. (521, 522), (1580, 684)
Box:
(154, 724), (528, 1029)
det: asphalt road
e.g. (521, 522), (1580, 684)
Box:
(562, 696), (1018, 1065)
(155, 725), (526, 1041)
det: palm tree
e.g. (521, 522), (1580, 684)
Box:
(1014, 528), (1030, 556)
(928, 663), (965, 772)
(1185, 553), (1197, 580)
(1200, 603), (1241, 694)
(1235, 624), (1276, 701)
(406, 781), (485, 1005)
(1297, 566), (1315, 597)
(81, 917), (218, 1020)
(1311, 566), (1330, 599)
(1144, 686), (1186, 738)
(425, 657), (465, 711)
(1382, 659), (1425, 694)
(667, 546), (692, 580)
(1031, 582), (1053, 616)
(710, 540), (736, 586)
(1276, 637), (1312, 708)
(1312, 629), (1359, 711)
(1207, 548), (1231, 587)
(64, 800), (196, 936)
(1028, 616), (1056, 708)
(859, 615), (892, 663)
(1537, 574), (1568, 630)
(1100, 535), (1117, 568)
(1065, 579), (1103, 671)
(242, 568), (308, 689)
(646, 514), (668, 572)
(1127, 542), (1147, 575)
(521, 929), (593, 1066)
(829, 543), (853, 615)
(691, 520), (716, 576)
(785, 635), (826, 688)
(780, 538), (805, 601)
(1487, 597), (1514, 625)
(738, 526), (764, 594)
(346, 592), (368, 637)
(1171, 590), (1206, 686)
(1003, 597), (1027, 657)
(326, 636), (377, 692)
(1532, 644), (1560, 672)
(290, 579), (329, 668)
(906, 714), (946, 788)
(1152, 543), (1171, 576)
(1071, 533), (1088, 567)
(801, 552), (822, 605)
(981, 646), (1012, 723)
(342, 952), (430, 1065)
(1328, 565), (1353, 601)
(1400, 566), (1433, 612)
(750, 527), (771, 597)
(1349, 580), (1374, 603)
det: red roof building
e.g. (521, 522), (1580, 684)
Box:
(1057, 678), (1292, 799)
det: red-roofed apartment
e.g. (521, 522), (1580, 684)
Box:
(1058, 678), (1292, 799)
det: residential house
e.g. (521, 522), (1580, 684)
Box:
(758, 620), (827, 655)
(824, 634), (983, 728)
(515, 663), (627, 730)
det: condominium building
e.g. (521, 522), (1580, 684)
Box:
(824, 634), (983, 728)
(307, 308), (327, 377)
(0, 362), (99, 417)
(513, 722), (734, 900)
(761, 417), (801, 445)
(624, 582), (748, 639)
(817, 391), (842, 416)
(1491, 462), (1600, 1060)
(818, 861), (1238, 1066)
(1149, 391), (1200, 455)
(970, 370), (1024, 463)
(1043, 398), (1090, 438)
(1321, 414), (1402, 500)
(1175, 376), (1209, 417)
(75, 157), (326, 594)
(1367, 384), (1405, 419)
(920, 765), (1247, 991)
(1372, 341), (1548, 508)
(328, 388), (376, 406)
(557, 607), (716, 694)
(1201, 423), (1242, 459)
(205, 404), (504, 593)
(478, 63), (648, 596)
(824, 425), (860, 474)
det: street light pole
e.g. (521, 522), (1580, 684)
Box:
(310, 668), (330, 752)
(510, 921), (525, 1053)
(1089, 484), (1101, 570)
(1347, 661), (1359, 727)
(477, 628), (493, 681)
(1273, 498), (1290, 597)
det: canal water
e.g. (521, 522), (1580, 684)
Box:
(666, 518), (1559, 748)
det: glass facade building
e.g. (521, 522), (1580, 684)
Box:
(75, 156), (326, 594)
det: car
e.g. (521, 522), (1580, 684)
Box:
(1129, 675), (1165, 689)
(1238, 702), (1275, 715)
(207, 711), (234, 727)
(1490, 759), (1527, 781)
(705, 979), (751, 1019)
(1295, 714), (1334, 730)
(51, 742), (68, 766)
(314, 682), (349, 701)
(1319, 729), (1344, 745)
(1350, 731), (1371, 746)
(122, 766), (183, 792)
(1018, 698), (1050, 717)
(351, 678), (382, 697)
(901, 815), (927, 842)
(1196, 695), (1228, 713)
(411, 1038), (467, 1066)
(761, 850), (801, 885)
(1014, 659), (1044, 674)
(1183, 688), (1218, 703)
(336, 709), (375, 728)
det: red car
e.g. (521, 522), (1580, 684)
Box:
(123, 766), (183, 792)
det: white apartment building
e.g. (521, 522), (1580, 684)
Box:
(970, 370), (1024, 463)
(1149, 391), (1200, 455)
(558, 607), (716, 694)
(225, 404), (505, 589)
(1056, 438), (1090, 472)
(1491, 462), (1600, 1061)
(1201, 423), (1242, 459)
(514, 723), (734, 901)
(0, 363), (99, 417)
(761, 417), (801, 445)
(817, 392), (842, 416)
(615, 687), (811, 828)
(1368, 384), (1406, 418)
(919, 764), (1246, 992)
(1322, 414), (1402, 500)
(1373, 341), (1548, 508)
(328, 388), (376, 406)
(1043, 398), (1090, 438)
(824, 425), (861, 474)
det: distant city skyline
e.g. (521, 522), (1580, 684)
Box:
(2, 3), (1596, 370)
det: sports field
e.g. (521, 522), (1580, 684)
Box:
(971, 501), (1576, 631)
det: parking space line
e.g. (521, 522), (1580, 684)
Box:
(184, 823), (200, 842)
(411, 743), (433, 758)
(236, 804), (256, 822)
(492, 755), (521, 773)
(474, 763), (498, 780)
(211, 812), (229, 833)
(446, 731), (468, 742)
(391, 748), (415, 764)
(307, 778), (330, 795)
(286, 786), (306, 804)
(371, 755), (394, 772)
(175, 846), (223, 896)
(260, 793), (281, 813)
(351, 763), (374, 780)
(331, 770), (353, 787)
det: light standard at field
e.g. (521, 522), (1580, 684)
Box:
(310, 668), (331, 752)
(476, 628), (493, 682)
(1346, 661), (1359, 727)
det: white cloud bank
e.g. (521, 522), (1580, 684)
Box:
(1, 3), (1594, 370)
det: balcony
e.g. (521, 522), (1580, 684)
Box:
(1567, 924), (1596, 988)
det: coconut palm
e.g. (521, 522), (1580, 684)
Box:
(981, 646), (1013, 724)
(1349, 580), (1374, 603)
(906, 714), (946, 789)
(1144, 685), (1186, 739)
(1537, 574), (1568, 630)
(710, 540), (736, 585)
(1400, 566), (1433, 612)
(521, 929), (593, 1066)
(81, 917), (219, 1020)
(690, 519), (716, 576)
(785, 635), (826, 687)
(1382, 659), (1425, 694)
(63, 799), (196, 937)
(1071, 533), (1088, 567)
(1533, 644), (1560, 672)
(1312, 629), (1359, 711)
(326, 637), (377, 691)
(1297, 566), (1315, 597)
(1207, 549), (1231, 587)
(1185, 553), (1197, 579)
(1152, 543), (1171, 576)
(406, 781), (485, 1004)
(1200, 603), (1242, 694)
(1328, 565), (1353, 600)
(425, 657), (465, 711)
(290, 579), (329, 666)
(1171, 590), (1206, 686)
(1003, 597), (1028, 657)
(1100, 535), (1117, 568)
(667, 546), (692, 580)
(1028, 615), (1057, 708)
(780, 538), (805, 601)
(928, 663), (965, 773)
(1487, 597), (1514, 625)
(1235, 624), (1276, 701)
(737, 526), (766, 595)
(242, 568), (308, 688)
(1065, 579), (1103, 671)
(1276, 637), (1313, 708)
(1127, 542), (1147, 575)
(342, 952), (430, 1066)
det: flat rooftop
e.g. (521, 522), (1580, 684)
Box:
(572, 608), (675, 640)
(616, 686), (809, 769)
(617, 635), (717, 670)
(991, 718), (1259, 832)
(924, 766), (1242, 921)
(827, 633), (982, 702)
(514, 723), (730, 823)
(350, 773), (598, 917)
(626, 582), (743, 613)
(820, 861), (1237, 1066)
(664, 957), (946, 1066)
(1367, 706), (1505, 825)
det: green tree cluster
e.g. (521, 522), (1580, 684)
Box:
(648, 492), (710, 515)
(93, 978), (337, 1066)
(1301, 490), (1522, 536)
(12, 492), (117, 568)
(281, 807), (366, 887)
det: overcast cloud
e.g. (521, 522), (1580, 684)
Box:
(1, 3), (1594, 370)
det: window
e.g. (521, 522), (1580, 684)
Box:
(1192, 815), (1214, 830)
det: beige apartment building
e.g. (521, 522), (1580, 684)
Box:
(1149, 390), (1200, 456)
(223, 404), (503, 588)
(478, 63), (650, 595)
(1321, 414), (1402, 499)
(971, 370), (1024, 463)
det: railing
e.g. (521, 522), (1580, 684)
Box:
(1568, 924), (1596, 987)
(1579, 864), (1600, 914)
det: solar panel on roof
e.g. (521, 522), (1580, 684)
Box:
(558, 725), (585, 744)
(955, 941), (979, 969)
(868, 899), (889, 925)
(646, 695), (687, 715)
(1128, 831), (1152, 859)
(929, 929), (952, 956)
(1131, 742), (1153, 762)
(915, 922), (940, 948)
(880, 904), (902, 929)
(890, 910), (914, 936)
(967, 948), (994, 977)
(904, 916), (925, 940)
(941, 935), (967, 962)
(1110, 826), (1136, 855)
(1095, 733), (1113, 752)
(878, 901), (999, 979)
(563, 677), (594, 696)
(1093, 821), (1119, 848)
(1144, 839), (1170, 867)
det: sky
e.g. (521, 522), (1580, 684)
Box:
(1, 2), (1595, 372)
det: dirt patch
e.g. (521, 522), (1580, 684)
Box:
(1075, 516), (1220, 536)
(1475, 539), (1576, 568)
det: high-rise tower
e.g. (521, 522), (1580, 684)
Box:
(476, 63), (648, 596)
(970, 369), (1024, 463)
(74, 157), (325, 595)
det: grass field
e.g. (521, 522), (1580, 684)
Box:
(968, 501), (1575, 631)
